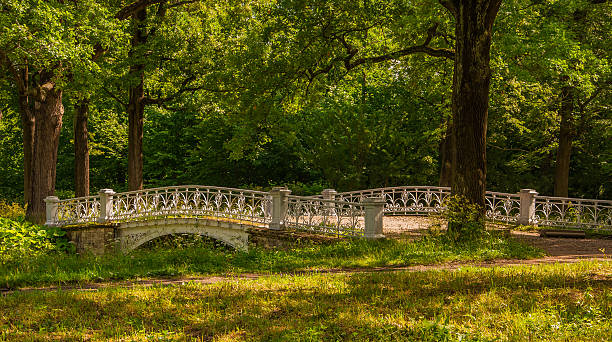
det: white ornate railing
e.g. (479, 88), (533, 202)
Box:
(534, 196), (612, 230)
(44, 185), (611, 232)
(333, 186), (610, 230)
(51, 195), (101, 226)
(485, 191), (521, 223)
(335, 186), (450, 216)
(284, 195), (366, 237)
(111, 186), (271, 225)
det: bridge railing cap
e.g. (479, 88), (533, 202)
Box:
(99, 188), (116, 195)
(44, 196), (60, 203)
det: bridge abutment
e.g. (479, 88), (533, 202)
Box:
(65, 225), (117, 255)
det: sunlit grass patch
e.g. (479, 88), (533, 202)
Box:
(0, 261), (610, 341)
(0, 232), (543, 288)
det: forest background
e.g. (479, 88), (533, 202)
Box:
(0, 0), (610, 208)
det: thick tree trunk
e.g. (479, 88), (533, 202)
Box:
(449, 1), (501, 233)
(439, 120), (453, 187)
(18, 93), (35, 205)
(127, 77), (145, 191)
(26, 82), (64, 223)
(127, 8), (147, 191)
(74, 100), (90, 197)
(554, 86), (574, 197)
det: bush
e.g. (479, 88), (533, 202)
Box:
(0, 217), (74, 263)
(0, 201), (25, 220)
(443, 195), (487, 242)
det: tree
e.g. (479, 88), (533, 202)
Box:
(0, 0), (121, 221)
(439, 0), (502, 232)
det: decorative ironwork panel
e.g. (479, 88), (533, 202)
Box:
(111, 186), (271, 225)
(285, 196), (365, 237)
(484, 192), (520, 223)
(55, 195), (101, 225)
(534, 196), (612, 230)
(336, 186), (451, 215)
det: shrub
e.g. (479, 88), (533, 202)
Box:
(0, 201), (25, 220)
(0, 217), (74, 263)
(443, 195), (487, 242)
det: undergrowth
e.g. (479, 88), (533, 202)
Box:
(0, 202), (74, 264)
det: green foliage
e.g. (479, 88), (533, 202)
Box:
(0, 217), (74, 264)
(0, 201), (25, 220)
(0, 0), (609, 206)
(443, 195), (487, 242)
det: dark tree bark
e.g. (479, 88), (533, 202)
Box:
(439, 120), (453, 187)
(443, 0), (502, 233)
(127, 8), (147, 191)
(18, 91), (35, 205)
(74, 100), (90, 197)
(554, 85), (575, 197)
(26, 80), (64, 223)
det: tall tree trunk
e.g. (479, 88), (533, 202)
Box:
(12, 64), (35, 205)
(127, 8), (147, 191)
(448, 0), (501, 233)
(439, 120), (453, 187)
(74, 100), (90, 197)
(18, 92), (35, 205)
(26, 81), (64, 223)
(554, 86), (574, 197)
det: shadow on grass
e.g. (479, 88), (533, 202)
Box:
(1, 261), (610, 341)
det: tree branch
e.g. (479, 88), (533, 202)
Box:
(438, 0), (457, 17)
(305, 24), (454, 85)
(115, 0), (164, 20)
(485, 0), (503, 30)
(102, 87), (128, 107)
(343, 23), (454, 70)
(143, 76), (237, 105)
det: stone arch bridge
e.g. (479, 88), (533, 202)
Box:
(44, 185), (612, 254)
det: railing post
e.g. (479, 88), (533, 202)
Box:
(98, 189), (116, 223)
(321, 189), (337, 201)
(363, 197), (385, 239)
(44, 196), (60, 226)
(269, 187), (291, 230)
(321, 188), (337, 216)
(518, 189), (538, 225)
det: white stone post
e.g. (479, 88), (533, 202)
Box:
(321, 189), (337, 216)
(363, 197), (385, 239)
(98, 189), (116, 223)
(269, 187), (291, 230)
(321, 189), (337, 201)
(44, 196), (60, 226)
(517, 189), (538, 225)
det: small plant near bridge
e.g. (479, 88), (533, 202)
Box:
(443, 195), (487, 242)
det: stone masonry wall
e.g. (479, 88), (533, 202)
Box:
(65, 225), (117, 255)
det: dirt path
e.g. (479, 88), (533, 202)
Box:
(383, 216), (612, 259)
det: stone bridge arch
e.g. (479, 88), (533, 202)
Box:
(117, 218), (250, 252)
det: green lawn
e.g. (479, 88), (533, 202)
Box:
(1, 261), (610, 341)
(0, 233), (542, 288)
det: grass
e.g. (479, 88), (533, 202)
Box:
(0, 232), (543, 288)
(0, 261), (610, 341)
